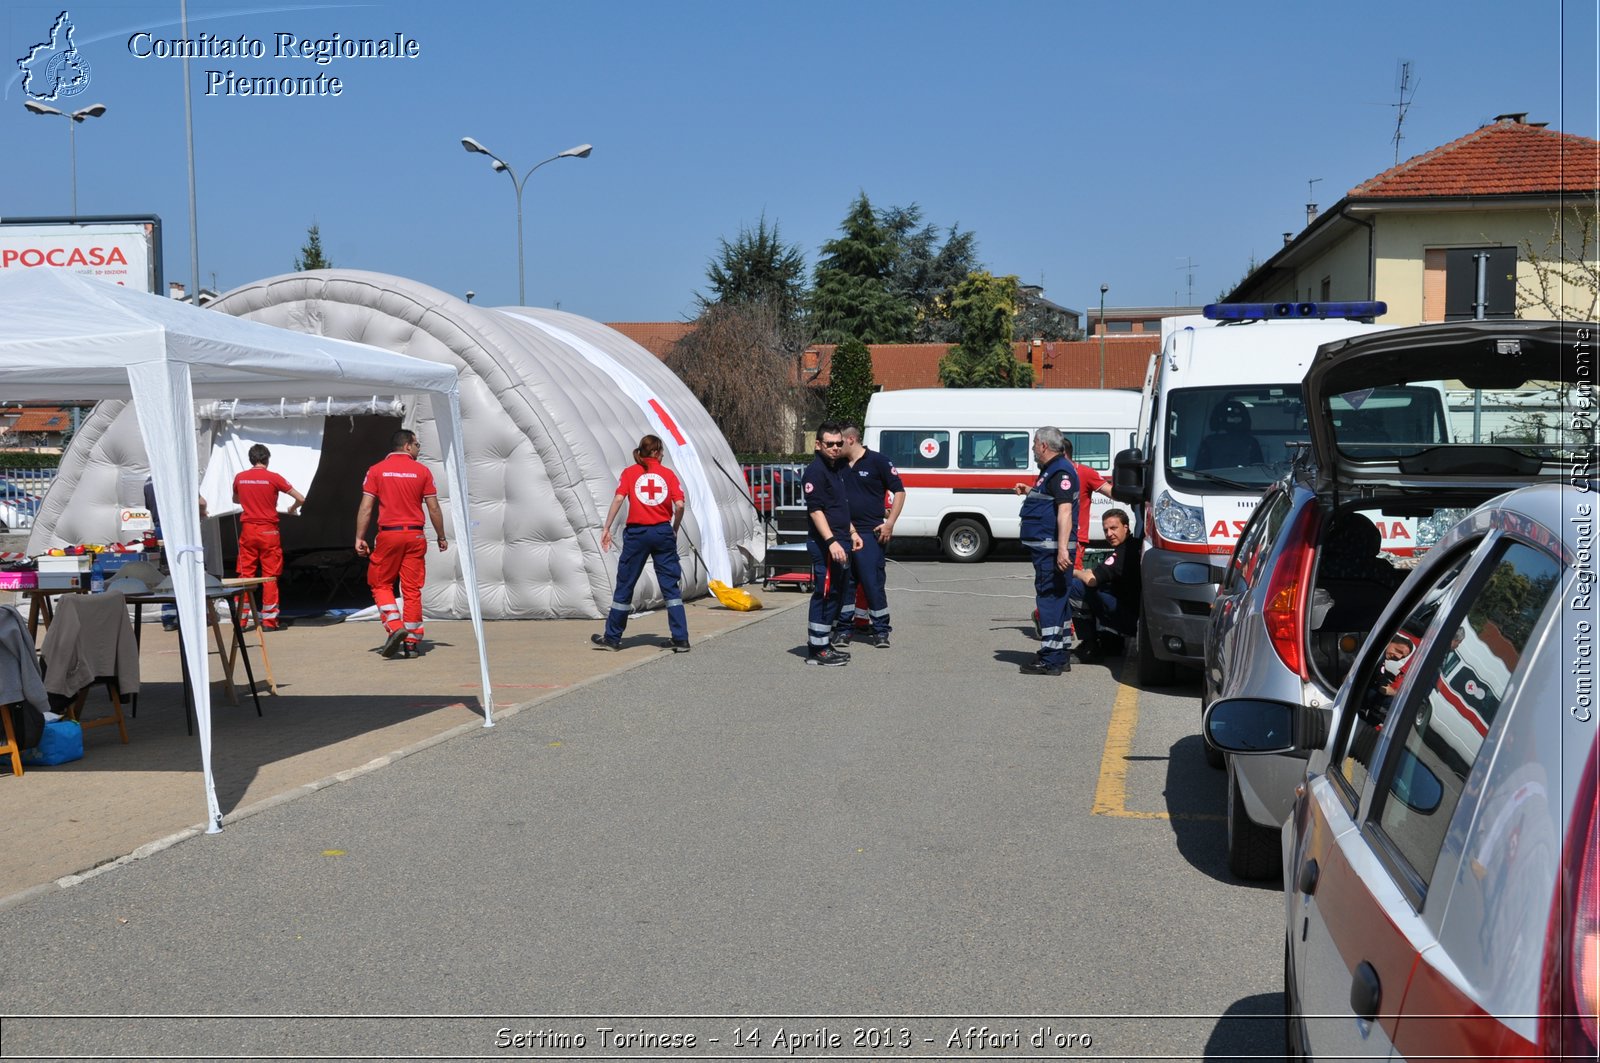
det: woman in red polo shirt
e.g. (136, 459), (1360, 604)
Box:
(591, 435), (690, 652)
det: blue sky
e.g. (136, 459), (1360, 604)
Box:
(2, 0), (1596, 323)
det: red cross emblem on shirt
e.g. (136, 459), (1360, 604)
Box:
(634, 473), (669, 506)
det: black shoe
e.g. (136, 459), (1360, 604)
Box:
(1073, 643), (1104, 665)
(670, 640), (692, 653)
(1019, 660), (1064, 676)
(806, 649), (848, 667)
(870, 632), (891, 648)
(590, 633), (622, 651)
(380, 627), (408, 659)
(830, 632), (852, 650)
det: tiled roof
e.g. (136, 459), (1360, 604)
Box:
(804, 338), (1158, 392)
(604, 321), (694, 359)
(11, 408), (69, 433)
(1350, 117), (1600, 198)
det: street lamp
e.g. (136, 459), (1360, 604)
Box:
(24, 100), (107, 218)
(460, 137), (592, 306)
(1098, 283), (1109, 389)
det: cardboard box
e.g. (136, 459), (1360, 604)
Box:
(0, 570), (38, 590)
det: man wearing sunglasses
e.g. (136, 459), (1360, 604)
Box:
(800, 421), (862, 666)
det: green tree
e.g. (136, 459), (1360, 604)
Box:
(810, 193), (916, 344)
(878, 204), (981, 342)
(825, 337), (876, 428)
(938, 272), (1033, 388)
(294, 223), (333, 271)
(699, 215), (809, 332)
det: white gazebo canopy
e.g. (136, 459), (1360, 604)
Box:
(0, 268), (493, 831)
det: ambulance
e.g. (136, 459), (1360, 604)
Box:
(863, 387), (1141, 562)
(1111, 302), (1423, 684)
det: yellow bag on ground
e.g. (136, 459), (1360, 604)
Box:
(709, 579), (761, 611)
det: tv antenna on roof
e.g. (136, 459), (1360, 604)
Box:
(1391, 60), (1417, 165)
(1175, 256), (1199, 305)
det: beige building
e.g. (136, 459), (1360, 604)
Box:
(1228, 114), (1599, 324)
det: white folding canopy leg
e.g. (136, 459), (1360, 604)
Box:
(430, 389), (494, 727)
(504, 313), (732, 585)
(126, 361), (224, 832)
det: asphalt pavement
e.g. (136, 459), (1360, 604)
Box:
(0, 559), (1286, 1061)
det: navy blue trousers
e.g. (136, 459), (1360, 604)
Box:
(605, 523), (688, 642)
(833, 527), (890, 637)
(1068, 577), (1119, 645)
(1032, 544), (1075, 667)
(806, 538), (851, 654)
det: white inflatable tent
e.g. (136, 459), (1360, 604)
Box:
(0, 269), (493, 832)
(36, 270), (762, 619)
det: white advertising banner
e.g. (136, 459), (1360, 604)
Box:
(0, 219), (159, 293)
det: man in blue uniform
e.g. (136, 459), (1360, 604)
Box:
(1013, 426), (1079, 675)
(831, 421), (906, 650)
(801, 421), (861, 666)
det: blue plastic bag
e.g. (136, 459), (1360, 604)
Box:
(22, 719), (83, 766)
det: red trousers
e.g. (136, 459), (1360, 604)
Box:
(368, 529), (427, 645)
(236, 523), (283, 626)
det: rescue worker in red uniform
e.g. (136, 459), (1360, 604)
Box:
(354, 430), (448, 659)
(231, 444), (306, 631)
(591, 434), (690, 652)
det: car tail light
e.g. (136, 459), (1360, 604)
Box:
(1541, 737), (1600, 1059)
(1262, 503), (1320, 680)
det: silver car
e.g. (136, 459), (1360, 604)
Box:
(1205, 481), (1597, 1059)
(1202, 319), (1592, 879)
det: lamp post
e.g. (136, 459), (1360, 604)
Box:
(23, 100), (107, 217)
(460, 137), (592, 306)
(1098, 283), (1109, 389)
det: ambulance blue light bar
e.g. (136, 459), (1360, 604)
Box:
(1202, 301), (1387, 321)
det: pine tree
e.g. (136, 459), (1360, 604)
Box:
(699, 215), (808, 333)
(938, 272), (1033, 388)
(294, 224), (333, 271)
(825, 337), (876, 428)
(810, 193), (916, 344)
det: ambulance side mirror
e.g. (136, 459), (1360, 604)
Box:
(1112, 448), (1148, 505)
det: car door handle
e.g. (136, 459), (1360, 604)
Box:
(1350, 960), (1381, 1022)
(1297, 858), (1319, 895)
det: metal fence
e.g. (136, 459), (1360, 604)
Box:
(739, 462), (806, 516)
(0, 467), (56, 531)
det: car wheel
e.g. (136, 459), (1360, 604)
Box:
(1135, 616), (1176, 687)
(940, 518), (990, 563)
(1200, 686), (1224, 769)
(1227, 757), (1282, 881)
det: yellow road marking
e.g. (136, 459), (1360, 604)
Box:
(1092, 666), (1223, 822)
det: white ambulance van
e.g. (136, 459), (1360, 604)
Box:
(1112, 302), (1403, 684)
(864, 387), (1141, 562)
